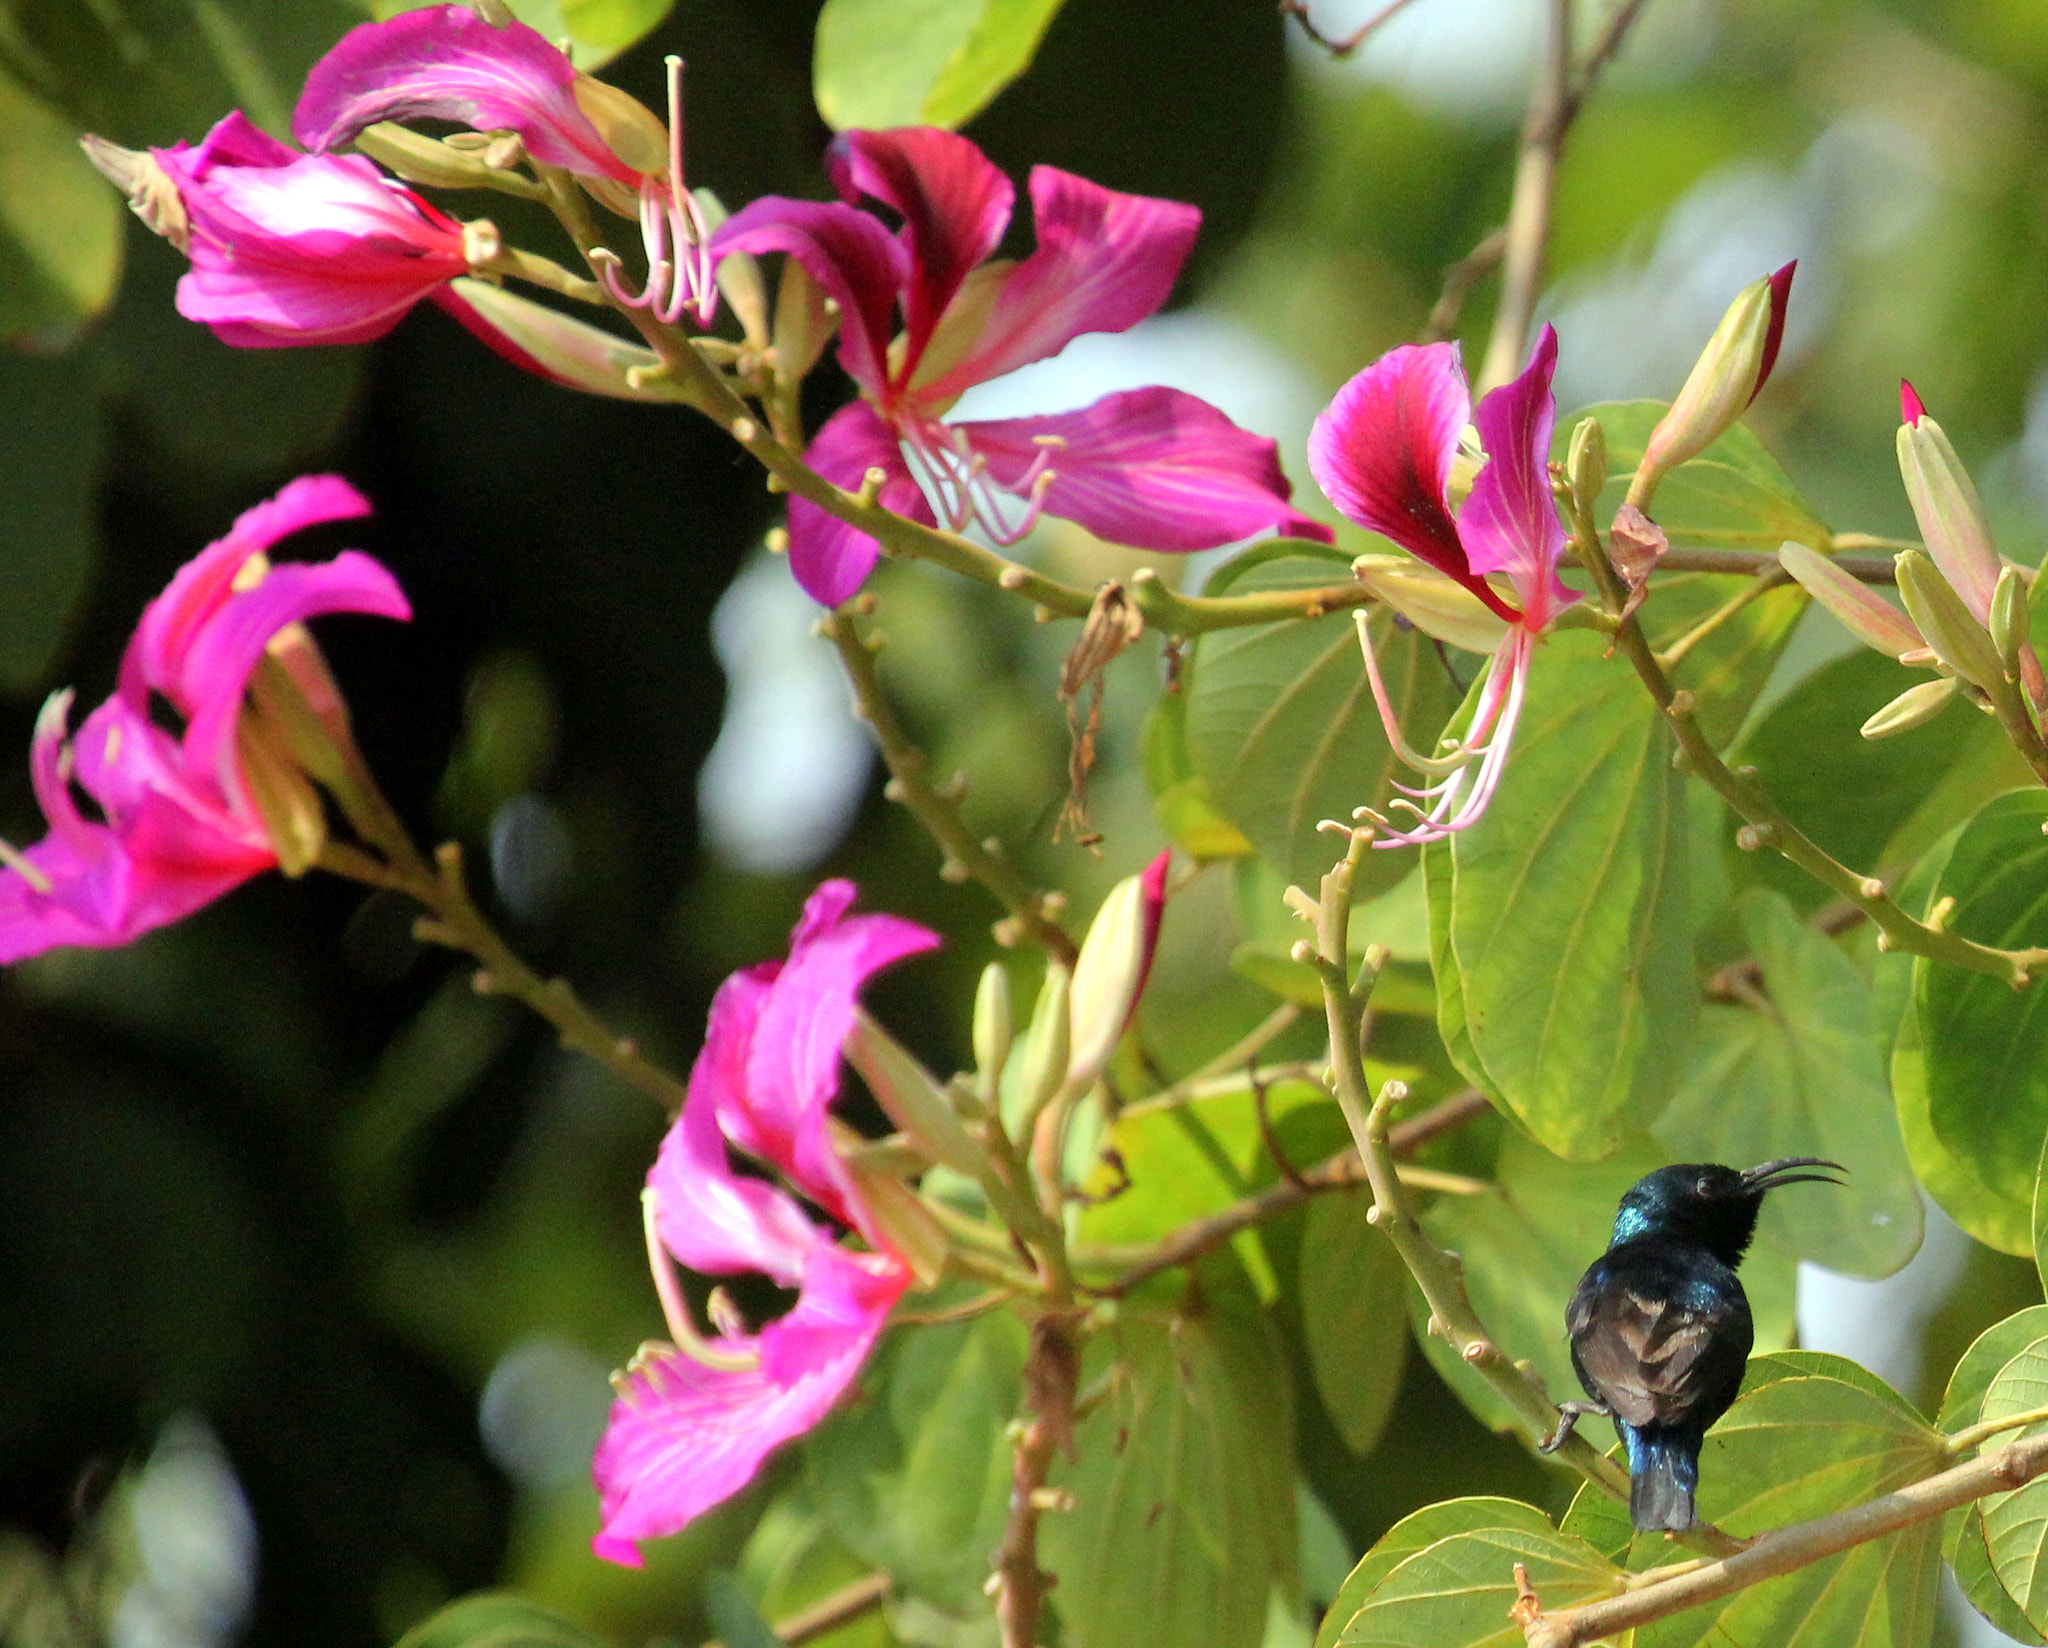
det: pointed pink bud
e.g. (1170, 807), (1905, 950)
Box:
(1065, 850), (1171, 1096)
(1750, 261), (1795, 407)
(1901, 378), (1926, 426)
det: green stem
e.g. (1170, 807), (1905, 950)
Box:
(1125, 566), (1375, 635)
(1945, 1402), (2048, 1457)
(321, 838), (693, 1116)
(822, 605), (1079, 967)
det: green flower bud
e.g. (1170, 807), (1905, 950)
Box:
(1895, 550), (2004, 691)
(1898, 385), (2002, 624)
(1992, 564), (2030, 677)
(972, 961), (1014, 1099)
(1860, 677), (1959, 739)
(1566, 416), (1607, 522)
(1011, 963), (1071, 1130)
(351, 123), (506, 191)
(1066, 854), (1170, 1099)
(1778, 542), (1924, 660)
(1640, 263), (1795, 484)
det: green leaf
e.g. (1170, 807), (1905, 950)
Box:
(805, 1310), (1029, 1613)
(1299, 1192), (1407, 1454)
(1918, 790), (2048, 1204)
(1080, 1076), (1344, 1301)
(1425, 630), (1693, 1160)
(0, 65), (122, 343)
(391, 1594), (612, 1648)
(0, 352), (103, 693)
(1976, 1336), (2048, 1634)
(1872, 825), (2031, 1252)
(1144, 692), (1254, 861)
(1041, 1290), (1296, 1648)
(1654, 888), (1921, 1277)
(1731, 648), (2015, 914)
(1937, 1309), (2048, 1644)
(813, 0), (1066, 131)
(1184, 552), (1453, 902)
(1562, 400), (1822, 742)
(1637, 1354), (1946, 1648)
(1412, 1134), (1796, 1435)
(1315, 1498), (1621, 1648)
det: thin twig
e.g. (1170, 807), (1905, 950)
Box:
(1659, 548), (1896, 583)
(701, 1571), (895, 1648)
(1477, 0), (1574, 391)
(1278, 0), (1427, 57)
(1556, 0), (1653, 127)
(996, 1319), (1080, 1648)
(1423, 227), (1508, 342)
(1087, 1087), (1490, 1294)
(1704, 900), (1868, 1003)
(823, 605), (1079, 966)
(317, 838), (694, 1116)
(1520, 1428), (2048, 1647)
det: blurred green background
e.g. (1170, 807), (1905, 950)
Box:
(5, 0), (2048, 1645)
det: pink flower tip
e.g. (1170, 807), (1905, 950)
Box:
(1751, 261), (1796, 406)
(1901, 379), (1926, 426)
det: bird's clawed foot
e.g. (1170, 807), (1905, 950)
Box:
(1539, 1401), (1610, 1454)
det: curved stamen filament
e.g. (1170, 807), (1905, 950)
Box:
(898, 422), (1060, 545)
(1355, 628), (1532, 847)
(589, 59), (718, 328)
(639, 1188), (759, 1372)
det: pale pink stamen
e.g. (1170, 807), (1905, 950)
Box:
(591, 59), (716, 328)
(1356, 629), (1532, 848)
(639, 1188), (759, 1373)
(899, 421), (1058, 545)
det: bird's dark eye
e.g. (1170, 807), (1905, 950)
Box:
(1694, 1175), (1714, 1197)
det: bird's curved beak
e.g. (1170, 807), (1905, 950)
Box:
(1741, 1157), (1848, 1192)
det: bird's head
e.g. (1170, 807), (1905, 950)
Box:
(1609, 1158), (1846, 1264)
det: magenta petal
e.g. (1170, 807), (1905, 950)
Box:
(785, 402), (931, 605)
(174, 555), (412, 779)
(1459, 325), (1570, 624)
(1901, 378), (1925, 427)
(164, 147), (468, 346)
(827, 128), (1012, 361)
(960, 387), (1333, 551)
(652, 997), (828, 1287)
(713, 198), (908, 399)
(293, 4), (635, 184)
(917, 168), (1199, 405)
(738, 885), (940, 1227)
(124, 476), (373, 707)
(590, 1244), (905, 1567)
(1307, 342), (1522, 621)
(170, 110), (298, 172)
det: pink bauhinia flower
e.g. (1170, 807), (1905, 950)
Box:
(296, 4), (717, 326)
(1307, 326), (1576, 845)
(0, 477), (410, 961)
(84, 111), (475, 347)
(712, 127), (1332, 603)
(592, 881), (939, 1567)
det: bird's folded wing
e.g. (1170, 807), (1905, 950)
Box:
(1566, 1286), (1735, 1429)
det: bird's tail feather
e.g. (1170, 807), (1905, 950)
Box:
(1627, 1433), (1699, 1532)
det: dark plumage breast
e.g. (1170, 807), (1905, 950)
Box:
(1566, 1240), (1753, 1433)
